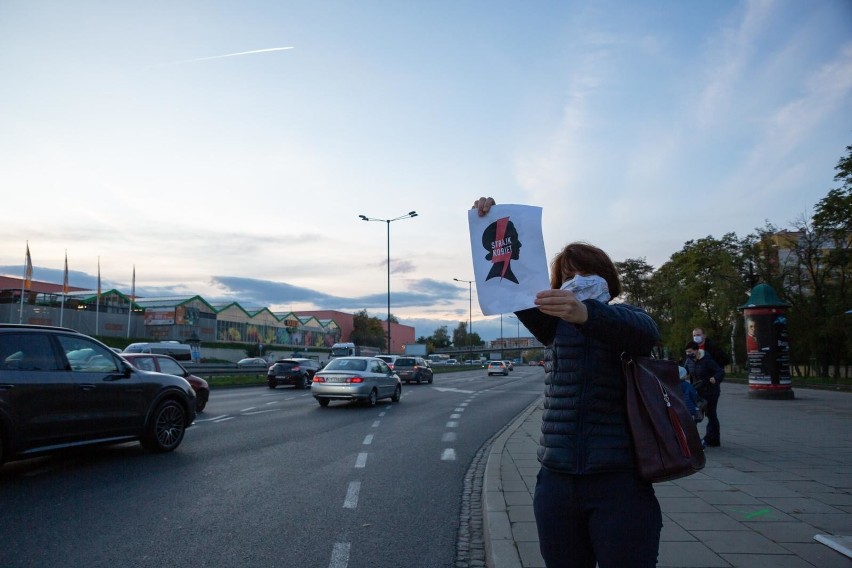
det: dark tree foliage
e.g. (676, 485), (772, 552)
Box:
(350, 309), (387, 350)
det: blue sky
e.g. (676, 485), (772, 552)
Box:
(1, 0), (850, 341)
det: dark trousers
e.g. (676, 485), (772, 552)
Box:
(702, 389), (721, 445)
(533, 468), (662, 568)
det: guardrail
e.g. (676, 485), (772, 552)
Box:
(183, 364), (268, 378)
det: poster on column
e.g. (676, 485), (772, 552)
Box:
(467, 204), (550, 315)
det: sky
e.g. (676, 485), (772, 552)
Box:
(1, 0), (850, 342)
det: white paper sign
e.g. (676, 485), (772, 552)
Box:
(467, 204), (550, 315)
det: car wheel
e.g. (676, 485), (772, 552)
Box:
(367, 389), (378, 407)
(416, 375), (422, 384)
(141, 400), (187, 453)
(196, 398), (207, 413)
(318, 398), (330, 407)
(268, 382), (276, 389)
(428, 375), (433, 384)
(391, 384), (401, 402)
(297, 375), (308, 389)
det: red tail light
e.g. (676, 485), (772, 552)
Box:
(348, 377), (364, 383)
(313, 377), (325, 383)
(292, 365), (301, 371)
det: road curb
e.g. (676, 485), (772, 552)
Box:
(482, 396), (543, 568)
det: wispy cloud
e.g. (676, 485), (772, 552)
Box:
(164, 46), (295, 65)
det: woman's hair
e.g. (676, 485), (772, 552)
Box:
(549, 242), (622, 298)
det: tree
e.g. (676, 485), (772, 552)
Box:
(350, 309), (386, 350)
(429, 325), (451, 349)
(452, 321), (469, 349)
(615, 257), (655, 309)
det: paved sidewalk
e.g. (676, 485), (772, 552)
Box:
(483, 383), (852, 568)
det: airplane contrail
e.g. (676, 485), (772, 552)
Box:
(166, 46), (295, 65)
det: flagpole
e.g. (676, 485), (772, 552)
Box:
(19, 244), (28, 324)
(60, 250), (68, 327)
(127, 265), (135, 338)
(96, 257), (101, 336)
(19, 242), (32, 324)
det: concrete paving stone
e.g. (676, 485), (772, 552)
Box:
(660, 518), (699, 542)
(765, 497), (846, 515)
(779, 480), (838, 494)
(485, 489), (507, 512)
(791, 513), (852, 534)
(688, 530), (790, 554)
(516, 542), (546, 568)
(745, 521), (823, 543)
(506, 504), (535, 523)
(655, 484), (695, 498)
(512, 458), (539, 469)
(500, 478), (529, 492)
(720, 505), (797, 523)
(666, 512), (749, 532)
(503, 491), (533, 506)
(718, 552), (815, 567)
(754, 471), (810, 482)
(732, 484), (803, 498)
(692, 490), (764, 506)
(509, 521), (539, 542)
(659, 497), (723, 513)
(486, 511), (512, 540)
(675, 478), (737, 492)
(657, 541), (730, 567)
(702, 468), (764, 485)
(488, 539), (523, 568)
(782, 542), (852, 568)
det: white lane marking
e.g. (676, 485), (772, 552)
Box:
(379, 411), (387, 417)
(362, 434), (374, 445)
(445, 421), (459, 428)
(355, 453), (368, 468)
(343, 481), (361, 509)
(265, 401), (278, 405)
(454, 407), (465, 412)
(213, 416), (235, 422)
(433, 387), (474, 394)
(243, 409), (279, 416)
(241, 407), (257, 412)
(329, 542), (350, 568)
(460, 402), (469, 407)
(441, 448), (457, 461)
(371, 420), (381, 428)
(442, 432), (457, 442)
(450, 413), (461, 419)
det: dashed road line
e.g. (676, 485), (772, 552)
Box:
(445, 421), (459, 428)
(343, 481), (360, 509)
(329, 542), (350, 568)
(362, 434), (373, 445)
(442, 432), (457, 442)
(441, 448), (457, 461)
(355, 453), (368, 468)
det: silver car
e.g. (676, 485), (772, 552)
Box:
(311, 356), (402, 407)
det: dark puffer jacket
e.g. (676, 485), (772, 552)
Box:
(517, 300), (660, 474)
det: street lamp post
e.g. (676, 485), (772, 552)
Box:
(508, 314), (520, 360)
(500, 314), (504, 360)
(359, 211), (418, 353)
(454, 278), (473, 360)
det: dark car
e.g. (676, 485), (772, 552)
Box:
(267, 358), (322, 389)
(393, 356), (433, 384)
(0, 324), (196, 467)
(122, 353), (210, 412)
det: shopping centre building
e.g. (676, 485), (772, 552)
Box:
(0, 276), (415, 355)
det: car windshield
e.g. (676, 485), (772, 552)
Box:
(324, 358), (368, 372)
(395, 358), (416, 367)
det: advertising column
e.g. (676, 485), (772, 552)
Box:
(739, 283), (794, 400)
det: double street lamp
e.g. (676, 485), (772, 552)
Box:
(453, 277), (474, 359)
(359, 211), (418, 353)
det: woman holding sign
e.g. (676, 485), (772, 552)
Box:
(472, 197), (663, 568)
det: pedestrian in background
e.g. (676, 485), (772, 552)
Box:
(473, 196), (663, 568)
(684, 340), (724, 447)
(679, 365), (702, 422)
(691, 326), (730, 375)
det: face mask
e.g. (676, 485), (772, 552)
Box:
(693, 335), (703, 344)
(686, 352), (697, 359)
(561, 274), (611, 303)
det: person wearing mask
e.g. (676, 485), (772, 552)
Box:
(472, 197), (662, 568)
(684, 340), (724, 447)
(679, 365), (703, 422)
(691, 327), (730, 375)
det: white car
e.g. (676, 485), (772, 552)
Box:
(311, 356), (402, 407)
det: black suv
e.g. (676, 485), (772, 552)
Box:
(0, 324), (196, 467)
(267, 358), (322, 389)
(393, 357), (434, 384)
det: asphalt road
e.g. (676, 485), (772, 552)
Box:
(0, 365), (544, 568)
